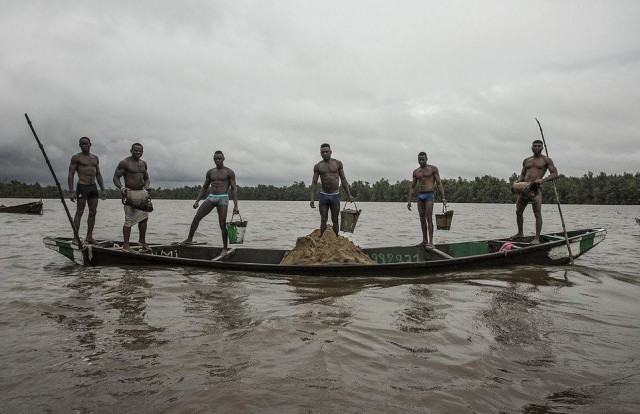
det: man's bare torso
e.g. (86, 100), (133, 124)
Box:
(72, 153), (99, 185)
(207, 167), (233, 194)
(315, 159), (341, 193)
(122, 157), (148, 190)
(523, 155), (551, 182)
(413, 165), (437, 192)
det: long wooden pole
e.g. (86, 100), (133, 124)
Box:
(25, 114), (87, 264)
(535, 118), (574, 265)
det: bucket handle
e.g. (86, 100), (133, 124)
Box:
(342, 200), (359, 211)
(442, 202), (448, 214)
(229, 211), (243, 223)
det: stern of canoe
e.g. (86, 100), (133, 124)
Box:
(546, 228), (607, 262)
(43, 237), (86, 265)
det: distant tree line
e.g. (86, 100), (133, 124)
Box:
(1, 171), (639, 204)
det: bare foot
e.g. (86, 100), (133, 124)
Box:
(530, 239), (541, 245)
(416, 241), (429, 247)
(220, 249), (229, 257)
(122, 246), (133, 253)
(425, 243), (435, 250)
(509, 233), (524, 241)
(139, 242), (151, 250)
(84, 238), (98, 245)
(173, 240), (195, 246)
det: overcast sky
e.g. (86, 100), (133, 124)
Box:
(1, 0), (638, 188)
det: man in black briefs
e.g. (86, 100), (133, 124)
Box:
(68, 137), (106, 244)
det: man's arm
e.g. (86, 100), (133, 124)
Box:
(517, 161), (526, 182)
(310, 165), (320, 208)
(407, 171), (417, 210)
(228, 169), (239, 214)
(338, 161), (354, 202)
(433, 168), (446, 205)
(192, 173), (211, 208)
(95, 158), (106, 200)
(68, 156), (78, 202)
(142, 161), (150, 190)
(113, 160), (127, 196)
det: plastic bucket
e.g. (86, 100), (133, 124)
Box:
(340, 201), (361, 233)
(435, 204), (454, 230)
(226, 213), (247, 244)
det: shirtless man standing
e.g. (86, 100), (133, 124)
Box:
(113, 143), (151, 252)
(67, 137), (106, 244)
(181, 151), (239, 255)
(310, 143), (355, 235)
(511, 139), (558, 244)
(407, 152), (446, 248)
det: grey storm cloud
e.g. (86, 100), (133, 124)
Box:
(1, 0), (639, 188)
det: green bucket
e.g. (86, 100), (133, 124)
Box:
(226, 212), (247, 244)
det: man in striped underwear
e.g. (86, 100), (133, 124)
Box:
(181, 151), (239, 255)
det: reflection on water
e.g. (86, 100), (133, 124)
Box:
(394, 286), (442, 336)
(105, 270), (166, 350)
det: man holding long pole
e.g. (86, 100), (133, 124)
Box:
(511, 139), (558, 244)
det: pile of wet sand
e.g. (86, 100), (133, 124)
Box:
(280, 229), (375, 265)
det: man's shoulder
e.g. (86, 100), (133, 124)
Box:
(118, 156), (132, 166)
(85, 153), (100, 162)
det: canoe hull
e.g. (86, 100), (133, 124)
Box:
(0, 200), (43, 215)
(43, 228), (606, 277)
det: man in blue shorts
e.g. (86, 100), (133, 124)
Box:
(407, 152), (446, 248)
(181, 151), (239, 255)
(310, 143), (355, 235)
(67, 137), (106, 244)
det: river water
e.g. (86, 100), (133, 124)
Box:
(1, 199), (639, 413)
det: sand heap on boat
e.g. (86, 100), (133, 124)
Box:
(280, 229), (375, 265)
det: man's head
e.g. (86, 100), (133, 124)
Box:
(79, 137), (91, 153)
(418, 151), (428, 167)
(130, 143), (144, 159)
(320, 143), (331, 161)
(531, 139), (544, 155)
(213, 150), (225, 167)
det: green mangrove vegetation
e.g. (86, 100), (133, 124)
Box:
(1, 171), (638, 204)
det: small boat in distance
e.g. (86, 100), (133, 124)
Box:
(0, 200), (43, 215)
(44, 228), (606, 277)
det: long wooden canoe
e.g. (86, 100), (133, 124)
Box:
(43, 228), (606, 277)
(0, 200), (43, 215)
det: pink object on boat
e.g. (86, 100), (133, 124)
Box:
(499, 242), (516, 252)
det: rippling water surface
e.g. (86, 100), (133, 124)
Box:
(1, 199), (639, 413)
